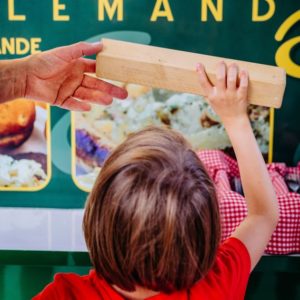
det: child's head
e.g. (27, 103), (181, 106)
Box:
(83, 126), (220, 293)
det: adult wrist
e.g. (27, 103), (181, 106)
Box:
(0, 58), (28, 103)
(14, 58), (28, 99)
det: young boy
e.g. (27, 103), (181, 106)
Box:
(33, 62), (279, 300)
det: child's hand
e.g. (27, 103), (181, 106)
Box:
(196, 62), (249, 125)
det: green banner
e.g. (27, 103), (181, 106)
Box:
(0, 0), (299, 208)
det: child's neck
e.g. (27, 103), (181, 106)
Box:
(112, 284), (160, 300)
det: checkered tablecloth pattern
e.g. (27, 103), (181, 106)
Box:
(198, 150), (300, 255)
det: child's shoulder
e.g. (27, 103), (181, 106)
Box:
(218, 237), (251, 261)
(190, 238), (251, 299)
(216, 237), (251, 274)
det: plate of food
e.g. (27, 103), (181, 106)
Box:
(0, 99), (51, 190)
(72, 83), (272, 192)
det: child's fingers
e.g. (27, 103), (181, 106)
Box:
(215, 61), (226, 90)
(196, 63), (213, 96)
(238, 69), (249, 99)
(227, 64), (238, 91)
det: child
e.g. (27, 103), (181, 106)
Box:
(33, 62), (279, 300)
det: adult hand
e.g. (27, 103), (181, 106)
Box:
(21, 42), (128, 111)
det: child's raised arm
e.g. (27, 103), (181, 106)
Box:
(197, 62), (279, 271)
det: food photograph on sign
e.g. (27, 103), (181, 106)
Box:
(0, 99), (50, 190)
(72, 83), (272, 191)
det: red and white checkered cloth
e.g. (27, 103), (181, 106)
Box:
(198, 150), (300, 255)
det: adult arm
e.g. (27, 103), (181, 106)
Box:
(0, 42), (127, 111)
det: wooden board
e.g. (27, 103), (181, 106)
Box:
(96, 39), (286, 108)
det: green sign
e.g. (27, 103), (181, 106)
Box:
(0, 0), (299, 208)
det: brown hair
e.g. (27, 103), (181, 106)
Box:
(83, 126), (220, 293)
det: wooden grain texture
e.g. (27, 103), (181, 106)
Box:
(96, 39), (286, 108)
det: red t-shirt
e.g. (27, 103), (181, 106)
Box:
(33, 238), (251, 300)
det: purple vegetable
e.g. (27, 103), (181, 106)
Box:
(76, 129), (110, 167)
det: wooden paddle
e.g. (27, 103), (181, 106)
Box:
(95, 39), (286, 108)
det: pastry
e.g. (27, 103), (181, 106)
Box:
(0, 99), (36, 150)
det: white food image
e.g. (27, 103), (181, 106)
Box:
(76, 167), (100, 191)
(0, 155), (47, 187)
